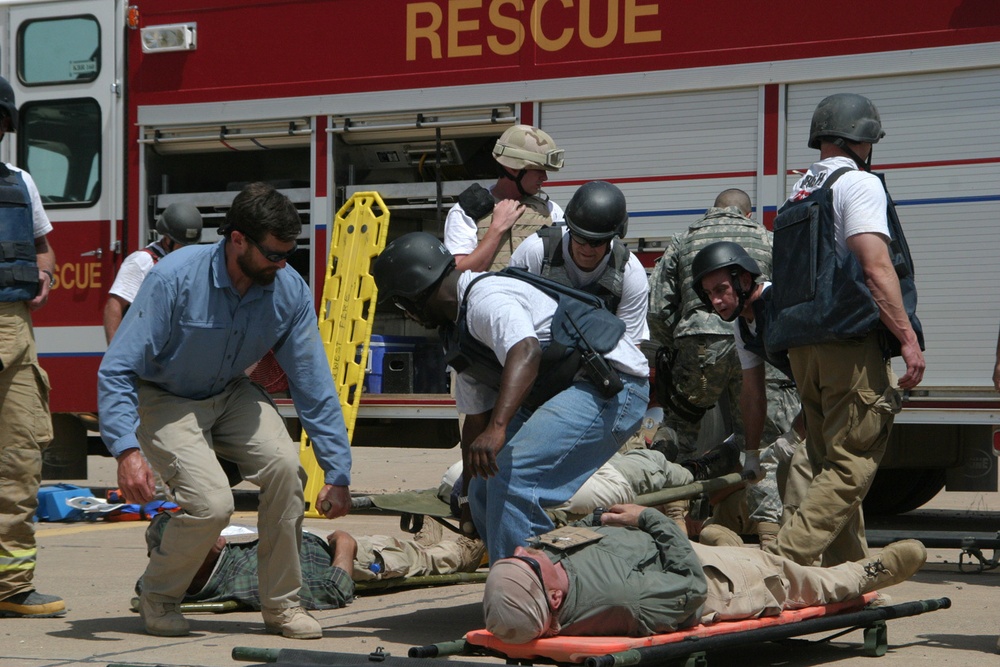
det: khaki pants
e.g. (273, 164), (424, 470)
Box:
(0, 302), (53, 599)
(351, 534), (483, 581)
(769, 334), (899, 566)
(692, 542), (866, 622)
(137, 377), (308, 612)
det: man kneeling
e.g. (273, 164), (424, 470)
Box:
(483, 504), (924, 642)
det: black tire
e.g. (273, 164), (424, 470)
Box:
(863, 467), (946, 516)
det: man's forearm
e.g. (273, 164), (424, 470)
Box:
(740, 367), (767, 451)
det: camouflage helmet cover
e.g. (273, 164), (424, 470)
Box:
(493, 125), (564, 171)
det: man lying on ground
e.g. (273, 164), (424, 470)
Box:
(136, 512), (485, 611)
(483, 504), (925, 643)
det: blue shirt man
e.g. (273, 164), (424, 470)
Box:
(98, 182), (350, 640)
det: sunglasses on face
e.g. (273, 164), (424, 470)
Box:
(510, 555), (547, 594)
(245, 234), (298, 263)
(570, 233), (608, 248)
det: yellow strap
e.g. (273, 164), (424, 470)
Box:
(299, 192), (389, 517)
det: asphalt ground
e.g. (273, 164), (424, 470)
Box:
(4, 446), (999, 667)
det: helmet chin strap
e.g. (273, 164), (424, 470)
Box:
(722, 268), (751, 323)
(834, 138), (873, 172)
(500, 167), (531, 198)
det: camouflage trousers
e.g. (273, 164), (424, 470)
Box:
(746, 381), (801, 525)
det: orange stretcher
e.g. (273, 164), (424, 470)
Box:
(408, 595), (951, 667)
(463, 593), (877, 663)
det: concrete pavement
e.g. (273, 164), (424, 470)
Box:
(3, 447), (998, 667)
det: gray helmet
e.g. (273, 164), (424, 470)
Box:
(0, 76), (17, 132)
(808, 93), (885, 150)
(156, 202), (203, 244)
(493, 125), (564, 171)
(564, 181), (628, 242)
(692, 241), (761, 321)
(373, 232), (455, 306)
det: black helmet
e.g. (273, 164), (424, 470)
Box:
(0, 76), (17, 132)
(373, 232), (455, 306)
(692, 241), (761, 322)
(564, 181), (628, 242)
(156, 202), (203, 245)
(808, 93), (884, 150)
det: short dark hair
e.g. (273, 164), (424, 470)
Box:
(224, 182), (301, 243)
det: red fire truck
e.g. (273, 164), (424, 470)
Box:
(5, 0), (999, 513)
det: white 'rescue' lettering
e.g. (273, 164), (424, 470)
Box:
(406, 0), (661, 61)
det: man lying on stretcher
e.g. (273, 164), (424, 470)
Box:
(483, 504), (925, 643)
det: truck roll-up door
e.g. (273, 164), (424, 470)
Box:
(539, 87), (760, 252)
(786, 69), (1000, 388)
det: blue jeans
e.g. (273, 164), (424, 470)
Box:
(469, 374), (649, 563)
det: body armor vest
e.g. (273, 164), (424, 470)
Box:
(462, 183), (553, 271)
(442, 267), (626, 407)
(738, 292), (793, 380)
(537, 226), (629, 313)
(0, 168), (39, 303)
(766, 167), (923, 356)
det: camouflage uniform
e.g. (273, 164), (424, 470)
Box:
(647, 206), (774, 459)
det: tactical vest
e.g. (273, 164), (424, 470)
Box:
(765, 167), (923, 357)
(737, 291), (793, 380)
(537, 226), (629, 313)
(0, 167), (39, 303)
(442, 267), (626, 408)
(460, 183), (553, 271)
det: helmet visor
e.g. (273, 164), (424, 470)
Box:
(494, 144), (565, 170)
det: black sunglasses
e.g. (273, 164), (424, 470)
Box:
(246, 234), (298, 263)
(569, 232), (608, 248)
(510, 555), (547, 594)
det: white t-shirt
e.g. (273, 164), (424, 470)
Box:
(443, 186), (565, 256)
(732, 282), (771, 371)
(786, 156), (889, 257)
(509, 229), (650, 346)
(108, 242), (166, 303)
(453, 271), (649, 415)
(9, 165), (53, 238)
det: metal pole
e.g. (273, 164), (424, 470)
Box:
(584, 598), (951, 667)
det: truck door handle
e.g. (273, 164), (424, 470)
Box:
(81, 247), (103, 259)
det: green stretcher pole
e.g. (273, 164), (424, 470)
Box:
(634, 471), (754, 507)
(584, 597), (951, 667)
(408, 639), (470, 658)
(355, 572), (488, 592)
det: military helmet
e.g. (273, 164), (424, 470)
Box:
(808, 93), (885, 150)
(493, 125), (564, 171)
(0, 76), (17, 132)
(564, 181), (628, 242)
(373, 232), (455, 306)
(156, 202), (204, 245)
(692, 241), (761, 318)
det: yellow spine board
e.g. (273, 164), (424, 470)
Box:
(300, 192), (389, 517)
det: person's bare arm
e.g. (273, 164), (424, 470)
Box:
(116, 448), (157, 503)
(466, 337), (541, 478)
(28, 234), (55, 310)
(847, 232), (925, 389)
(453, 200), (525, 272)
(327, 530), (357, 573)
(103, 295), (130, 343)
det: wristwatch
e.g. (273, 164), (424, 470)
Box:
(42, 269), (55, 288)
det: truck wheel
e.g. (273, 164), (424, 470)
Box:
(863, 467), (946, 516)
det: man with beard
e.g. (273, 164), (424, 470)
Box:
(98, 182), (352, 640)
